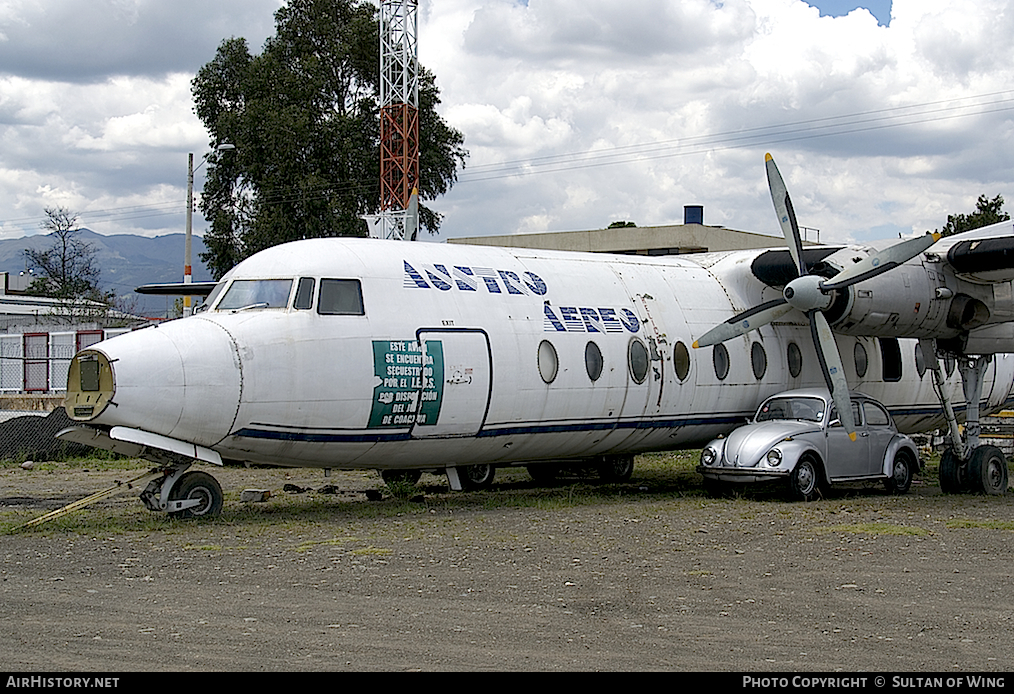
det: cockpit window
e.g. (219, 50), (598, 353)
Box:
(756, 396), (825, 423)
(196, 281), (227, 313)
(317, 279), (364, 315)
(293, 277), (315, 310)
(217, 279), (293, 310)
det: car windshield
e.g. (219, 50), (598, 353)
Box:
(755, 396), (825, 423)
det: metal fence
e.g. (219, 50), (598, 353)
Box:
(0, 329), (130, 394)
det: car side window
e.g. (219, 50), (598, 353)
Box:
(829, 402), (863, 427)
(864, 402), (890, 427)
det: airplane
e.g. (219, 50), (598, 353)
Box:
(56, 154), (1014, 518)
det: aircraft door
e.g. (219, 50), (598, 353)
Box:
(411, 329), (492, 438)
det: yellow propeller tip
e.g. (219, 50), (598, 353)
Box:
(765, 153), (773, 161)
(848, 432), (857, 442)
(692, 341), (700, 349)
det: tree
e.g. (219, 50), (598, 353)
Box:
(940, 194), (1010, 237)
(192, 0), (468, 279)
(608, 221), (637, 228)
(23, 207), (105, 301)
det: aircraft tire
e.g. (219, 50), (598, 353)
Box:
(787, 456), (825, 502)
(939, 449), (966, 494)
(597, 455), (634, 483)
(884, 450), (914, 495)
(457, 464), (495, 491)
(380, 469), (422, 487)
(168, 471), (223, 519)
(969, 445), (1009, 496)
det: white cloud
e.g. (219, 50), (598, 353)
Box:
(0, 0), (1011, 249)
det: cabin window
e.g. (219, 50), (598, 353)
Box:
(217, 279), (293, 310)
(713, 343), (730, 381)
(751, 342), (767, 380)
(538, 340), (558, 384)
(787, 342), (802, 378)
(317, 279), (364, 315)
(628, 339), (649, 384)
(914, 342), (927, 378)
(293, 277), (315, 310)
(673, 341), (691, 382)
(880, 337), (902, 382)
(585, 341), (603, 382)
(854, 342), (869, 378)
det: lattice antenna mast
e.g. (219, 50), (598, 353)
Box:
(374, 0), (420, 241)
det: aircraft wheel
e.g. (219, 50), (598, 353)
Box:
(969, 445), (1009, 496)
(380, 469), (422, 487)
(597, 455), (634, 482)
(787, 456), (825, 502)
(939, 448), (966, 494)
(168, 471), (223, 519)
(884, 450), (914, 495)
(458, 464), (495, 491)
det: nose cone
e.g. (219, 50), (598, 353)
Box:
(66, 318), (242, 447)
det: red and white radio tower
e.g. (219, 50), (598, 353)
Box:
(374, 0), (419, 241)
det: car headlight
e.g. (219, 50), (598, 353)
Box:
(701, 447), (718, 466)
(765, 448), (783, 467)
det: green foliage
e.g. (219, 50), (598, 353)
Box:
(192, 0), (468, 279)
(608, 221), (637, 228)
(940, 194), (1010, 237)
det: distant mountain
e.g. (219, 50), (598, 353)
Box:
(0, 229), (213, 317)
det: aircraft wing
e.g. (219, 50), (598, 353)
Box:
(135, 281), (219, 296)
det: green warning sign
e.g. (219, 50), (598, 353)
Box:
(369, 340), (443, 428)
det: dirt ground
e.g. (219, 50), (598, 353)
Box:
(1, 459), (1013, 672)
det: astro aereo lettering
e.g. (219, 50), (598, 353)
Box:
(404, 261), (548, 296)
(403, 260), (640, 334)
(544, 305), (640, 334)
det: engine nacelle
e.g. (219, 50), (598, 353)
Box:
(815, 247), (1007, 343)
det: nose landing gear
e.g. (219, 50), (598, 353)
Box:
(141, 463), (225, 518)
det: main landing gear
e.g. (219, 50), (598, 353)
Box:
(925, 341), (1010, 495)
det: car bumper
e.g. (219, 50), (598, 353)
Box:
(696, 466), (791, 484)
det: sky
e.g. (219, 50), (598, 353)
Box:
(1, 0), (1012, 249)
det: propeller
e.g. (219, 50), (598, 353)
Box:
(693, 153), (942, 441)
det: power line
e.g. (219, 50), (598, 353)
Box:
(6, 90), (1012, 230)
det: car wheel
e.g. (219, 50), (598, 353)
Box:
(969, 445), (1009, 496)
(884, 451), (914, 495)
(788, 456), (824, 502)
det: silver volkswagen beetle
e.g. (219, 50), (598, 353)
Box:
(698, 388), (920, 500)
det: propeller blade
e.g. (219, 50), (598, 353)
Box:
(692, 299), (792, 348)
(765, 153), (806, 277)
(822, 232), (941, 292)
(809, 310), (856, 441)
